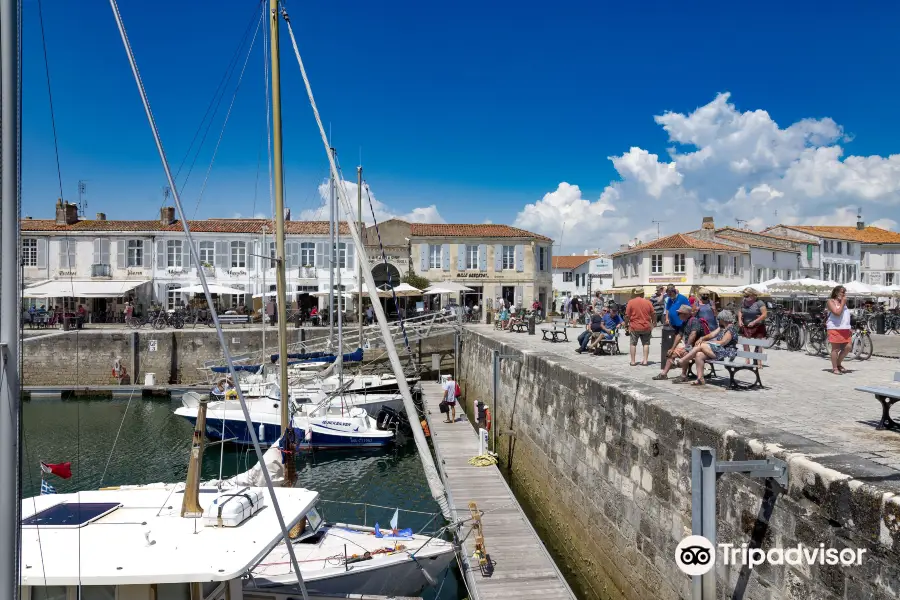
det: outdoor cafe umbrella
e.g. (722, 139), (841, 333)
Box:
(174, 283), (247, 295)
(424, 282), (473, 293)
(423, 287), (456, 295)
(385, 283), (422, 297)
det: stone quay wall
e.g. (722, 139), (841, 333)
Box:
(457, 329), (900, 600)
(22, 328), (456, 386)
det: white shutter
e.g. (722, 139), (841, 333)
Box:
(479, 244), (487, 271)
(142, 240), (151, 268)
(157, 240), (166, 269)
(116, 240), (126, 269)
(181, 240), (190, 268)
(100, 239), (110, 265)
(315, 242), (326, 268)
(515, 245), (524, 272)
(93, 238), (101, 264)
(457, 244), (466, 270)
(246, 242), (255, 270)
(442, 244), (451, 271)
(515, 285), (523, 305)
(215, 241), (229, 269)
(494, 245), (503, 271)
(419, 244), (429, 271)
(36, 238), (47, 269)
(345, 242), (354, 270)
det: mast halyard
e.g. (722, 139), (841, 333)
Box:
(357, 166), (364, 349)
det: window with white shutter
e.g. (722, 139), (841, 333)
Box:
(22, 238), (37, 266)
(300, 243), (315, 267)
(501, 246), (515, 270)
(230, 241), (247, 268)
(199, 241), (214, 266)
(127, 239), (143, 267)
(167, 240), (183, 268)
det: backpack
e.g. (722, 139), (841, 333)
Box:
(454, 382), (462, 398)
(695, 317), (711, 336)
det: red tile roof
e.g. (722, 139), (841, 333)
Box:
(612, 233), (746, 256)
(410, 223), (552, 241)
(767, 225), (900, 244)
(714, 227), (806, 244)
(552, 255), (598, 269)
(715, 234), (793, 252)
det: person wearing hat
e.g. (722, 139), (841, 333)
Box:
(625, 287), (655, 366)
(679, 310), (740, 385)
(738, 288), (767, 365)
(654, 303), (701, 381)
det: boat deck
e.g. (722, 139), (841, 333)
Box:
(422, 382), (576, 600)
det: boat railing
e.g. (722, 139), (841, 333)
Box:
(318, 499), (442, 536)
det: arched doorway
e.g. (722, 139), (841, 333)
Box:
(371, 262), (402, 288)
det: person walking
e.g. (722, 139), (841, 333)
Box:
(266, 297), (277, 326)
(442, 375), (459, 423)
(738, 289), (767, 364)
(696, 292), (718, 331)
(826, 285), (851, 375)
(625, 287), (655, 366)
(651, 286), (665, 326)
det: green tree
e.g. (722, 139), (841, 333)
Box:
(402, 269), (430, 292)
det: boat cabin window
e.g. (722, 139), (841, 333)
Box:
(80, 587), (115, 600)
(28, 587), (67, 600)
(156, 583), (191, 600)
(306, 506), (323, 531)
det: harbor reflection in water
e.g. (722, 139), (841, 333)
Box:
(22, 396), (462, 599)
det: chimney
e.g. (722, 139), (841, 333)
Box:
(701, 216), (715, 230)
(285, 208), (291, 221)
(55, 198), (79, 225)
(24, 216), (32, 220)
(857, 209), (865, 231)
(95, 212), (106, 221)
(160, 206), (176, 225)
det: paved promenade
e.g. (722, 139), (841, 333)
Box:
(467, 323), (900, 473)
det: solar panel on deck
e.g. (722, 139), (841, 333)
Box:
(22, 502), (121, 528)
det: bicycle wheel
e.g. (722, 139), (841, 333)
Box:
(854, 332), (873, 361)
(173, 315), (185, 330)
(152, 314), (167, 330)
(806, 328), (826, 356)
(784, 323), (802, 352)
(125, 316), (138, 330)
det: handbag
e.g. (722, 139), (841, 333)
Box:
(439, 400), (450, 414)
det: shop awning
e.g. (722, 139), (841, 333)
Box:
(23, 280), (147, 298)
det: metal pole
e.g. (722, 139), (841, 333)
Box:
(0, 0), (22, 596)
(357, 166), (363, 348)
(492, 349), (499, 452)
(691, 446), (716, 600)
(269, 0), (290, 435)
(336, 151), (343, 383)
(262, 224), (266, 356)
(328, 153), (335, 345)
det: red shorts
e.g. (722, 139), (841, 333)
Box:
(828, 329), (851, 344)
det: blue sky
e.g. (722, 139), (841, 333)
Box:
(22, 0), (900, 251)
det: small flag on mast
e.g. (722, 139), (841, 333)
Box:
(40, 480), (56, 495)
(40, 461), (72, 479)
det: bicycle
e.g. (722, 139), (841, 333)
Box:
(765, 306), (803, 351)
(848, 321), (873, 361)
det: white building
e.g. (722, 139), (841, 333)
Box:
(765, 220), (900, 285)
(551, 254), (612, 304)
(711, 228), (804, 282)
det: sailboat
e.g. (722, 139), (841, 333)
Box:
(17, 1), (457, 597)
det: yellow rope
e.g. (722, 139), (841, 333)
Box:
(468, 454), (497, 467)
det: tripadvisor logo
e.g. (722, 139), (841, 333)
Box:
(675, 535), (866, 574)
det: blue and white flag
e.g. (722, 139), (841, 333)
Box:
(40, 479), (56, 495)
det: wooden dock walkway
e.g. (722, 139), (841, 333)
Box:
(422, 382), (576, 600)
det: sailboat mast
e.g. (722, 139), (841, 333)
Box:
(0, 0), (22, 595)
(357, 166), (363, 348)
(269, 0), (290, 434)
(328, 154), (335, 344)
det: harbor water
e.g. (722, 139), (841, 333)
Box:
(22, 395), (463, 600)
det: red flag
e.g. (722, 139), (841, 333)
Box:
(40, 462), (72, 479)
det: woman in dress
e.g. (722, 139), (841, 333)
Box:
(738, 289), (767, 365)
(679, 310), (740, 386)
(826, 285), (851, 375)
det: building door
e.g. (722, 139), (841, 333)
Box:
(501, 286), (515, 306)
(538, 289), (546, 317)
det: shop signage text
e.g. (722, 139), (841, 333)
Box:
(649, 276), (687, 283)
(456, 273), (489, 278)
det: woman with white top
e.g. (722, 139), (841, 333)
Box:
(826, 285), (851, 375)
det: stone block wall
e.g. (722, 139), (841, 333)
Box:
(457, 329), (900, 600)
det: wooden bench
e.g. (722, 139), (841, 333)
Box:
(541, 326), (568, 342)
(855, 372), (900, 431)
(510, 322), (528, 333)
(218, 314), (250, 326)
(705, 337), (772, 389)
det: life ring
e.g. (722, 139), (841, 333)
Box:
(484, 408), (492, 432)
(225, 389), (238, 400)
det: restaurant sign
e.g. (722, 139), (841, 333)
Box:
(457, 273), (489, 278)
(649, 276), (686, 283)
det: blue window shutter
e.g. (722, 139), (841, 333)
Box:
(419, 244), (429, 271)
(457, 244), (466, 270)
(92, 238), (101, 264)
(245, 242), (254, 270)
(515, 244), (524, 272)
(442, 244), (451, 271)
(479, 244), (487, 271)
(37, 238), (47, 269)
(345, 242), (355, 270)
(494, 244), (502, 271)
(157, 240), (166, 269)
(143, 240), (151, 267)
(116, 240), (126, 269)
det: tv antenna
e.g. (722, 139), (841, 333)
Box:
(651, 219), (666, 239)
(735, 218), (748, 229)
(77, 180), (88, 217)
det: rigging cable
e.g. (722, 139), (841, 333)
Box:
(105, 2), (310, 597)
(191, 9), (264, 218)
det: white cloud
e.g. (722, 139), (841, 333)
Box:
(231, 211), (267, 219)
(299, 180), (445, 225)
(515, 93), (900, 251)
(871, 218), (897, 230)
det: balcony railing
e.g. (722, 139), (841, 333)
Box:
(298, 266), (316, 278)
(201, 265), (216, 279)
(91, 264), (112, 278)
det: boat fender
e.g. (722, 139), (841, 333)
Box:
(485, 408), (492, 432)
(421, 419), (430, 437)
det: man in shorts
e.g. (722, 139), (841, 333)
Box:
(625, 287), (654, 366)
(442, 375), (458, 423)
(653, 304), (702, 381)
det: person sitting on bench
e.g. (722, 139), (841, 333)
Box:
(577, 304), (622, 354)
(678, 310), (739, 386)
(653, 303), (701, 382)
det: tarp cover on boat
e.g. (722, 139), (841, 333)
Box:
(273, 348), (364, 365)
(209, 364), (263, 374)
(269, 350), (332, 363)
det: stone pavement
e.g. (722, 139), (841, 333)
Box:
(468, 323), (900, 473)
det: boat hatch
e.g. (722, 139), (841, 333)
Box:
(22, 502), (121, 529)
(294, 505), (324, 543)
